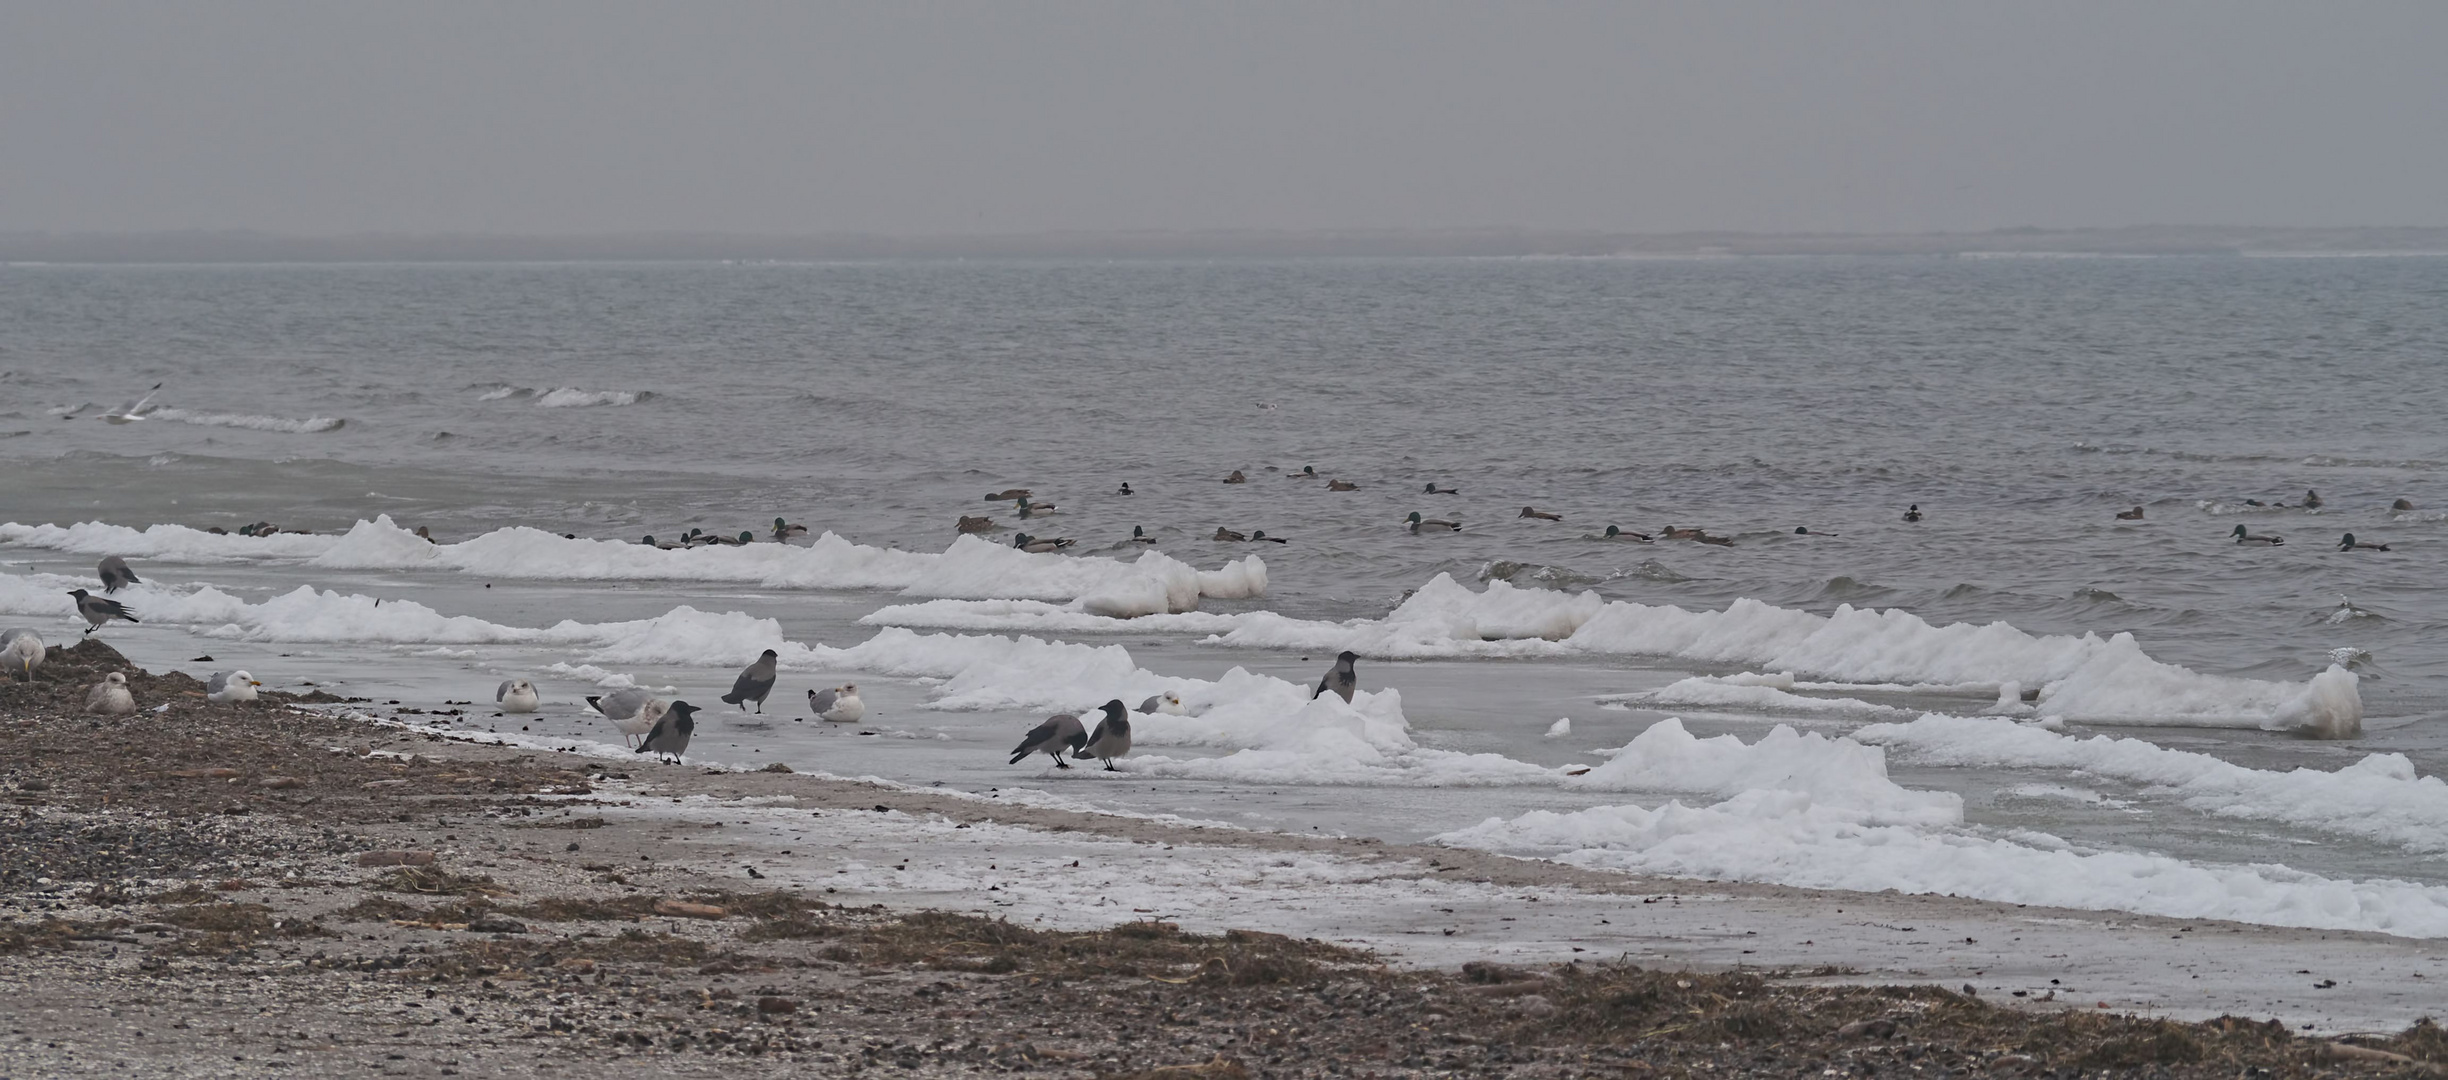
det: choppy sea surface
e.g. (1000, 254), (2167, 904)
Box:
(4, 256), (2445, 935)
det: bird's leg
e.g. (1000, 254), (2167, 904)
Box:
(1054, 758), (1071, 769)
(1104, 761), (1118, 771)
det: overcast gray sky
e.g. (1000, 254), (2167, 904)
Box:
(4, 2), (2444, 236)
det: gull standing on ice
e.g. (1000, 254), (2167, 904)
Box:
(98, 556), (140, 594)
(206, 670), (261, 703)
(1313, 650), (1359, 703)
(1078, 700), (1132, 770)
(495, 678), (540, 713)
(587, 687), (663, 748)
(1136, 691), (1186, 715)
(86, 672), (136, 715)
(1, 628), (43, 681)
(66, 589), (138, 635)
(1009, 712), (1088, 768)
(636, 701), (700, 763)
(808, 684), (864, 723)
(722, 649), (779, 713)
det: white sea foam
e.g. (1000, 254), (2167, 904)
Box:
(0, 520), (344, 561)
(1636, 675), (1914, 717)
(534, 388), (644, 408)
(476, 386), (648, 407)
(875, 575), (2353, 734)
(143, 408), (346, 433)
(0, 517), (1264, 610)
(1857, 713), (2448, 853)
(1434, 791), (2448, 939)
(1569, 718), (1959, 825)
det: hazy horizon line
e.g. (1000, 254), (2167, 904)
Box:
(7, 223), (2448, 264)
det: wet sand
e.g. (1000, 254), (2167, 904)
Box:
(5, 640), (2446, 1078)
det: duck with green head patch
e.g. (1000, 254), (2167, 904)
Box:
(1406, 512), (1460, 533)
(2339, 532), (2390, 552)
(2231, 524), (2284, 545)
(772, 517), (808, 540)
(1251, 530), (1287, 544)
(1603, 525), (1652, 542)
(1128, 525), (1156, 543)
(1013, 532), (1074, 554)
(1014, 497), (1057, 517)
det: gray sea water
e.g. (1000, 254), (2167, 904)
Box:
(4, 256), (2445, 907)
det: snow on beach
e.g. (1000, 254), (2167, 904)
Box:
(0, 516), (1267, 614)
(870, 573), (2360, 735)
(1434, 793), (2448, 938)
(0, 515), (2425, 942)
(1858, 712), (2448, 854)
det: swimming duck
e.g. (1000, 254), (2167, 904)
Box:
(1659, 526), (1704, 541)
(641, 534), (684, 549)
(772, 517), (809, 540)
(1792, 526), (1838, 536)
(1250, 530), (1288, 544)
(2393, 498), (2416, 511)
(1603, 525), (1653, 542)
(2115, 507), (2144, 520)
(1423, 483), (1459, 495)
(1695, 533), (1735, 547)
(1902, 504), (1923, 522)
(1128, 525), (1157, 543)
(1327, 479), (1359, 491)
(2231, 525), (2284, 546)
(1223, 471), (1247, 484)
(1290, 466), (1318, 480)
(1013, 533), (1074, 554)
(2339, 532), (2390, 552)
(1117, 482), (1134, 496)
(2302, 489), (2324, 510)
(1406, 512), (1461, 533)
(1213, 527), (1248, 542)
(984, 489), (1031, 502)
(1520, 506), (1563, 521)
(1014, 497), (1057, 517)
(956, 515), (997, 534)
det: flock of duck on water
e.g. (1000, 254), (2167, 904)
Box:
(7, 477), (2412, 772)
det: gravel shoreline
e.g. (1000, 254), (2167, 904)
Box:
(6, 640), (2444, 1078)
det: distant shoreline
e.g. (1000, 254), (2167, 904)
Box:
(6, 225), (2448, 264)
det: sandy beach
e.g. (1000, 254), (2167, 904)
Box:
(6, 640), (2444, 1078)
